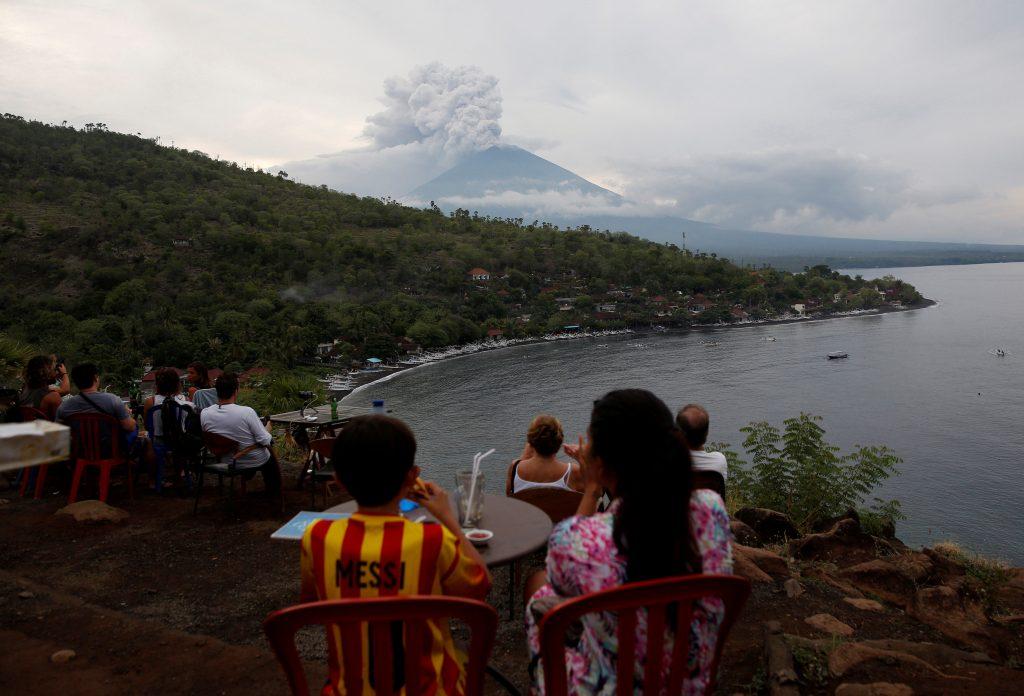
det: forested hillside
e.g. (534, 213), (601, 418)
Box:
(0, 115), (924, 385)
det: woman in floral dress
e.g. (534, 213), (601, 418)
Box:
(524, 389), (733, 695)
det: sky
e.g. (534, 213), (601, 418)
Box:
(2, 1), (1023, 243)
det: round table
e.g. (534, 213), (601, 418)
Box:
(326, 493), (553, 568)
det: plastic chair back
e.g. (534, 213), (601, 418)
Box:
(538, 574), (750, 696)
(17, 406), (49, 422)
(308, 437), (335, 460)
(67, 412), (123, 461)
(511, 486), (583, 525)
(263, 596), (498, 696)
(202, 431), (239, 459)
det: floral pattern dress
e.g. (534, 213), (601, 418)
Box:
(525, 489), (733, 695)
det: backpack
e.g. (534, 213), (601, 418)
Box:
(160, 398), (203, 456)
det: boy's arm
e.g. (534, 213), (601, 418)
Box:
(415, 481), (492, 593)
(299, 529), (318, 602)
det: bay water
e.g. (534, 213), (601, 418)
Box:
(344, 262), (1024, 563)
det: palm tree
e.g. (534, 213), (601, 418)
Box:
(0, 334), (34, 387)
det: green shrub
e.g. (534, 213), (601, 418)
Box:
(715, 413), (903, 532)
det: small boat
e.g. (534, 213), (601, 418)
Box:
(827, 351), (849, 360)
(765, 336), (776, 342)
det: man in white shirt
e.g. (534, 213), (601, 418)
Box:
(200, 373), (280, 494)
(676, 403), (727, 497)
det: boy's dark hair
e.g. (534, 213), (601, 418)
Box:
(215, 372), (239, 400)
(155, 367), (181, 396)
(332, 415), (416, 506)
(676, 403), (710, 449)
(71, 363), (100, 391)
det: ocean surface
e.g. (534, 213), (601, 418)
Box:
(343, 262), (1024, 563)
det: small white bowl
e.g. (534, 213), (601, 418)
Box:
(464, 529), (493, 546)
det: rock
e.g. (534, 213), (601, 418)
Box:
(811, 508), (860, 534)
(838, 559), (916, 607)
(733, 551), (773, 583)
(735, 544), (790, 577)
(835, 683), (913, 696)
(921, 547), (966, 585)
(994, 568), (1024, 616)
(890, 551), (933, 583)
(908, 585), (1003, 658)
(729, 519), (761, 547)
(784, 578), (804, 598)
(735, 507), (799, 543)
(763, 622), (800, 696)
(789, 518), (877, 565)
(50, 649), (76, 663)
(828, 642), (962, 679)
(56, 500), (129, 524)
(843, 597), (884, 612)
(805, 568), (865, 598)
(805, 613), (855, 637)
(860, 639), (994, 666)
(18, 590), (35, 599)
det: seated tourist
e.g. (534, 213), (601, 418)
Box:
(300, 415), (491, 695)
(677, 403), (728, 497)
(18, 355), (63, 420)
(505, 414), (583, 495)
(143, 367), (189, 441)
(199, 373), (279, 494)
(524, 389), (732, 694)
(186, 361), (218, 411)
(57, 363), (139, 450)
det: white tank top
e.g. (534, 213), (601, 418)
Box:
(513, 460), (576, 493)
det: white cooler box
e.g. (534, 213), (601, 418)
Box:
(0, 420), (71, 473)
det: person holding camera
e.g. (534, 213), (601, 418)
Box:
(18, 355), (63, 421)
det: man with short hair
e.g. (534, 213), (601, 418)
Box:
(300, 415), (491, 695)
(58, 363), (137, 434)
(676, 403), (727, 497)
(199, 372), (279, 493)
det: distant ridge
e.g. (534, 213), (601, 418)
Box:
(405, 145), (1024, 270)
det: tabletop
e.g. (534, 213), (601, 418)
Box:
(327, 493), (553, 568)
(268, 404), (368, 427)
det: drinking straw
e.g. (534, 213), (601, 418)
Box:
(465, 448), (495, 525)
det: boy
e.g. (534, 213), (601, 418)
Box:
(300, 415), (492, 696)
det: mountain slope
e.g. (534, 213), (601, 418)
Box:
(0, 115), (924, 387)
(407, 145), (622, 203)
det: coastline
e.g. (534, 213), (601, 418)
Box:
(338, 299), (937, 403)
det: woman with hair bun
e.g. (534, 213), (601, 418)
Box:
(505, 414), (584, 495)
(523, 389), (732, 694)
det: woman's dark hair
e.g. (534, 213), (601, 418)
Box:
(188, 361), (211, 388)
(154, 367), (181, 396)
(590, 389), (696, 582)
(23, 355), (53, 390)
(527, 414), (564, 456)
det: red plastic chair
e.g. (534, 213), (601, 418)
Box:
(538, 574), (751, 696)
(16, 406), (51, 498)
(263, 596), (498, 696)
(67, 412), (133, 504)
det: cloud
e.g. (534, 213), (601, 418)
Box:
(282, 62), (503, 196)
(611, 149), (981, 233)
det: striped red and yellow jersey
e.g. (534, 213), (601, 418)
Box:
(300, 513), (491, 696)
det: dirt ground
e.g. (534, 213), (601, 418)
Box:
(1, 462), (1021, 695)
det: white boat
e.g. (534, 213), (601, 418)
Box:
(989, 348), (1008, 357)
(766, 336), (776, 342)
(827, 351), (849, 360)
